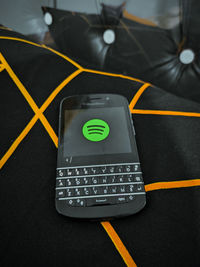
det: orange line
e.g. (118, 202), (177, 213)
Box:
(0, 68), (82, 169)
(123, 9), (157, 27)
(145, 179), (200, 192)
(0, 36), (82, 69)
(0, 36), (42, 48)
(131, 109), (200, 118)
(0, 63), (5, 72)
(0, 115), (38, 169)
(101, 221), (137, 267)
(40, 69), (83, 112)
(0, 36), (146, 84)
(42, 44), (83, 70)
(0, 53), (58, 147)
(83, 68), (145, 83)
(129, 83), (150, 111)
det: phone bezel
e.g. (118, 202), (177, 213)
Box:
(57, 94), (138, 168)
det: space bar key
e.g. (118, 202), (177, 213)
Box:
(86, 197), (115, 206)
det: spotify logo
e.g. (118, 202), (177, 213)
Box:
(82, 119), (110, 142)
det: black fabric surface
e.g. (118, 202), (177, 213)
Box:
(43, 0), (200, 102)
(0, 29), (200, 267)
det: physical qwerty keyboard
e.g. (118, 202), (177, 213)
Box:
(56, 163), (145, 207)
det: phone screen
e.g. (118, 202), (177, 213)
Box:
(63, 107), (132, 157)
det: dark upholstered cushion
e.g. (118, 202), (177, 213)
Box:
(42, 0), (200, 102)
(0, 29), (200, 267)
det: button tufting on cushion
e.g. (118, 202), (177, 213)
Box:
(103, 29), (115, 44)
(179, 49), (195, 64)
(44, 12), (53, 25)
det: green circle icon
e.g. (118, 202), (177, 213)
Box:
(82, 119), (110, 142)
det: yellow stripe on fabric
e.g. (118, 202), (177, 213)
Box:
(83, 68), (145, 83)
(129, 83), (151, 111)
(41, 44), (83, 70)
(131, 109), (200, 118)
(0, 63), (5, 72)
(0, 36), (82, 69)
(0, 116), (38, 169)
(0, 68), (82, 169)
(0, 53), (58, 147)
(145, 179), (200, 192)
(40, 69), (83, 112)
(101, 221), (137, 267)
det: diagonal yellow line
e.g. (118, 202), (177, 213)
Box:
(0, 36), (82, 69)
(40, 69), (82, 112)
(0, 53), (58, 146)
(129, 83), (151, 111)
(0, 67), (82, 169)
(0, 115), (38, 169)
(0, 63), (5, 72)
(41, 44), (83, 70)
(83, 68), (145, 83)
(101, 221), (137, 267)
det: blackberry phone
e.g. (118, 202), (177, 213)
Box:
(56, 94), (146, 219)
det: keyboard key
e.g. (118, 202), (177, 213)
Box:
(125, 165), (131, 172)
(66, 178), (73, 186)
(118, 185), (126, 193)
(126, 174), (134, 183)
(136, 184), (144, 192)
(91, 186), (100, 195)
(116, 175), (124, 183)
(108, 166), (115, 173)
(83, 187), (91, 196)
(91, 177), (98, 184)
(110, 186), (117, 194)
(127, 195), (135, 201)
(56, 179), (65, 187)
(100, 176), (108, 184)
(57, 169), (65, 177)
(66, 169), (74, 176)
(133, 164), (140, 172)
(102, 186), (109, 194)
(83, 168), (89, 175)
(74, 168), (80, 176)
(134, 175), (142, 182)
(75, 178), (82, 186)
(75, 198), (85, 207)
(66, 199), (75, 206)
(91, 167), (99, 174)
(108, 175), (116, 184)
(116, 196), (126, 204)
(74, 188), (82, 197)
(83, 177), (91, 185)
(126, 184), (135, 193)
(56, 189), (65, 198)
(115, 165), (123, 173)
(99, 166), (107, 174)
(86, 197), (115, 206)
(66, 188), (74, 197)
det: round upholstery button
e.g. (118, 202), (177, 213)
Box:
(179, 49), (195, 64)
(44, 12), (53, 25)
(103, 29), (115, 44)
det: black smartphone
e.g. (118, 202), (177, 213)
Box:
(56, 94), (146, 219)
